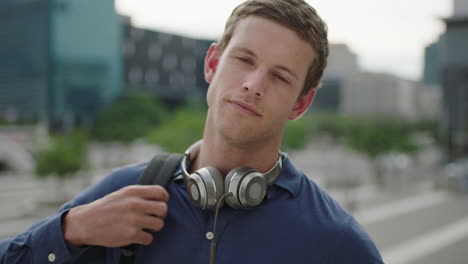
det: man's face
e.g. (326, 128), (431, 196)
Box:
(204, 16), (316, 147)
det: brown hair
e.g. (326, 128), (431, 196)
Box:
(218, 0), (329, 94)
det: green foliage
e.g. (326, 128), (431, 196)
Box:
(147, 105), (313, 152)
(35, 132), (88, 178)
(91, 93), (167, 142)
(308, 112), (421, 157)
(146, 106), (206, 153)
(412, 119), (441, 144)
(282, 117), (311, 150)
(309, 112), (352, 140)
(343, 120), (419, 158)
(0, 120), (35, 126)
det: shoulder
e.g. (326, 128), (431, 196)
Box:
(294, 172), (383, 262)
(285, 160), (350, 225)
(101, 163), (148, 188)
(275, 155), (354, 230)
(60, 163), (148, 210)
(293, 174), (353, 233)
(333, 217), (384, 263)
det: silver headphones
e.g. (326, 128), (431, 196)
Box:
(181, 140), (282, 210)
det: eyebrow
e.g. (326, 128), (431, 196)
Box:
(232, 47), (257, 58)
(231, 47), (299, 81)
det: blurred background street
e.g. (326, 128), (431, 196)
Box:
(1, 134), (467, 263)
(1, 0), (468, 263)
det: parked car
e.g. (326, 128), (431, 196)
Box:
(442, 158), (468, 193)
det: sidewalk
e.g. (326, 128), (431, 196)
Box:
(0, 174), (86, 239)
(0, 141), (442, 239)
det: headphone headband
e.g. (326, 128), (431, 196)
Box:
(181, 140), (282, 185)
(181, 140), (202, 180)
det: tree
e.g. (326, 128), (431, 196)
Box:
(91, 93), (167, 142)
(146, 106), (205, 153)
(282, 116), (312, 151)
(35, 132), (87, 178)
(308, 113), (421, 187)
(344, 120), (419, 158)
(35, 131), (88, 201)
(343, 119), (419, 186)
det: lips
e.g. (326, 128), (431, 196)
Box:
(228, 99), (262, 117)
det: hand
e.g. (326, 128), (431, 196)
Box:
(63, 185), (169, 247)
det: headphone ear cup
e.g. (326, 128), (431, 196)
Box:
(225, 167), (267, 209)
(187, 166), (224, 210)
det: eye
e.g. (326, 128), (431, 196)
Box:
(273, 73), (290, 85)
(235, 56), (253, 65)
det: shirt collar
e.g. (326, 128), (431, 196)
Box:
(269, 152), (301, 198)
(172, 152), (301, 198)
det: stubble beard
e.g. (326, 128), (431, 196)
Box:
(211, 102), (284, 150)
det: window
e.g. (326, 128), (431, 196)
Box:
(123, 40), (135, 56)
(185, 74), (196, 86)
(148, 44), (163, 61)
(129, 66), (142, 84)
(145, 69), (160, 85)
(181, 38), (196, 50)
(169, 71), (185, 87)
(182, 57), (196, 73)
(130, 28), (145, 41)
(158, 33), (173, 44)
(163, 53), (178, 71)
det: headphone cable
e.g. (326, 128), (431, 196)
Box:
(210, 192), (233, 264)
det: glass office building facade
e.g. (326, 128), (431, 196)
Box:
(0, 0), (122, 128)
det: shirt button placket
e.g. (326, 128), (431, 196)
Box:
(206, 231), (214, 240)
(48, 253), (56, 263)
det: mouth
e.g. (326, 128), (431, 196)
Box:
(228, 99), (262, 117)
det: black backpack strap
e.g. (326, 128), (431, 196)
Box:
(137, 153), (184, 186)
(119, 152), (184, 264)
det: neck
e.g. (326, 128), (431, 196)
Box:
(192, 131), (282, 177)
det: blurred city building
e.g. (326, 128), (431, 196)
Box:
(313, 44), (360, 112)
(323, 43), (361, 80)
(121, 16), (211, 108)
(454, 0), (468, 17)
(312, 43), (441, 120)
(422, 39), (442, 86)
(0, 0), (446, 133)
(0, 0), (122, 129)
(0, 0), (50, 123)
(340, 72), (440, 120)
(0, 0), (214, 130)
(437, 0), (468, 158)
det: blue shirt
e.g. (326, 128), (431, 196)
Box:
(0, 154), (383, 263)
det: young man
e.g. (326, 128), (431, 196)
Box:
(0, 0), (383, 263)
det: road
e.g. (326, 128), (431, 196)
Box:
(357, 190), (468, 264)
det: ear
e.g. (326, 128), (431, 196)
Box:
(204, 43), (221, 83)
(288, 88), (317, 120)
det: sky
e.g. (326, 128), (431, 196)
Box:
(116, 0), (453, 81)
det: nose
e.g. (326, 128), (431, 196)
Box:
(242, 69), (267, 98)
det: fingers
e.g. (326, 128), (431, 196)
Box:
(123, 214), (164, 245)
(133, 229), (154, 246)
(125, 200), (167, 230)
(138, 215), (165, 233)
(122, 185), (170, 202)
(126, 199), (168, 219)
(127, 215), (164, 245)
(63, 185), (170, 248)
(143, 200), (168, 218)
